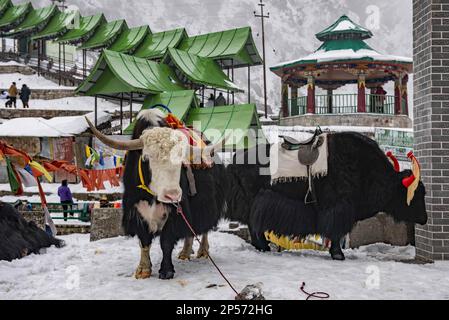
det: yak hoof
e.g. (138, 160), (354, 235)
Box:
(135, 267), (152, 279)
(178, 252), (192, 261)
(196, 250), (209, 259)
(330, 251), (346, 261)
(159, 271), (175, 280)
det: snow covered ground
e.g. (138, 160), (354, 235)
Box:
(0, 232), (448, 300)
(0, 73), (75, 90)
(0, 96), (122, 112)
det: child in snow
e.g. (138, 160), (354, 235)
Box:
(58, 180), (74, 222)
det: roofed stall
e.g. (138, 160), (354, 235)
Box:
(178, 26), (262, 104)
(56, 13), (105, 44)
(163, 48), (241, 105)
(79, 19), (128, 51)
(178, 27), (262, 69)
(0, 0), (11, 16)
(185, 103), (262, 149)
(124, 90), (199, 134)
(32, 10), (80, 41)
(108, 25), (150, 54)
(0, 2), (32, 32)
(133, 28), (187, 60)
(4, 4), (57, 38)
(76, 49), (185, 127)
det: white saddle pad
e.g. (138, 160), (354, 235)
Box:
(270, 134), (329, 184)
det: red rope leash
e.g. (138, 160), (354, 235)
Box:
(300, 282), (330, 300)
(174, 202), (241, 297)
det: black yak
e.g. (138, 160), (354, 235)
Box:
(0, 202), (63, 262)
(226, 132), (427, 261)
(86, 109), (228, 280)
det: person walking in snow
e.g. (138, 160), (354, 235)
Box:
(19, 84), (31, 109)
(58, 180), (74, 222)
(5, 82), (18, 108)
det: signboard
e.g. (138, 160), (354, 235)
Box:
(375, 129), (414, 161)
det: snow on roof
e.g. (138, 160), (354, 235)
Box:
(272, 48), (412, 69)
(0, 111), (111, 137)
(333, 20), (360, 32)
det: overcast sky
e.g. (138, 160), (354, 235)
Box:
(29, 0), (413, 111)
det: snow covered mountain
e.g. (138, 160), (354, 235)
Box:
(29, 0), (413, 114)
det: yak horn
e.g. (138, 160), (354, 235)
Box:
(403, 152), (421, 206)
(85, 117), (144, 151)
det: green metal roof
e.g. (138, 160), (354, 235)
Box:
(32, 10), (79, 41)
(0, 0), (11, 16)
(57, 13), (105, 44)
(79, 19), (127, 50)
(108, 25), (150, 53)
(76, 50), (185, 98)
(0, 2), (32, 31)
(124, 90), (198, 134)
(316, 15), (373, 41)
(133, 28), (187, 60)
(164, 48), (241, 92)
(5, 4), (57, 37)
(178, 26), (263, 68)
(184, 104), (261, 149)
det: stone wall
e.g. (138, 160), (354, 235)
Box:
(413, 0), (449, 261)
(349, 214), (415, 248)
(20, 211), (45, 230)
(90, 208), (125, 242)
(0, 65), (35, 75)
(0, 108), (88, 120)
(280, 114), (412, 128)
(26, 89), (76, 100)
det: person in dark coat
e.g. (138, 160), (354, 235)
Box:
(19, 84), (31, 109)
(58, 180), (74, 222)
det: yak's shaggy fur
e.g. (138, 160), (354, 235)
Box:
(0, 202), (63, 262)
(226, 132), (427, 251)
(122, 110), (228, 279)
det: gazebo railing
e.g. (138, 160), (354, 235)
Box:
(288, 94), (397, 116)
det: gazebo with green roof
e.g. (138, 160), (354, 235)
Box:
(271, 15), (413, 119)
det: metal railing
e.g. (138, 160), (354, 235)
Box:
(288, 94), (400, 116)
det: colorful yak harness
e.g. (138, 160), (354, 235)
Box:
(136, 105), (213, 198)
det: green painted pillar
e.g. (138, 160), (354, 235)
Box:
(290, 85), (299, 116)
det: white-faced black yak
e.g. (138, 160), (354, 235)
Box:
(0, 202), (63, 262)
(226, 132), (427, 261)
(86, 109), (228, 280)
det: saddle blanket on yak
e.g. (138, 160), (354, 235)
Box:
(270, 133), (329, 184)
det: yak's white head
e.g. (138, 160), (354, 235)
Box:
(85, 110), (224, 204)
(140, 127), (188, 203)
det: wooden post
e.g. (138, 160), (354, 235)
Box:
(327, 89), (333, 113)
(58, 43), (61, 86)
(281, 80), (289, 117)
(120, 93), (123, 135)
(37, 41), (41, 76)
(94, 95), (98, 127)
(290, 85), (299, 116)
(247, 65), (251, 104)
(129, 93), (133, 123)
(402, 75), (409, 116)
(394, 77), (402, 115)
(357, 74), (366, 113)
(306, 76), (316, 114)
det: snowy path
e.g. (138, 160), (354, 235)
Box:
(1, 232), (448, 300)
